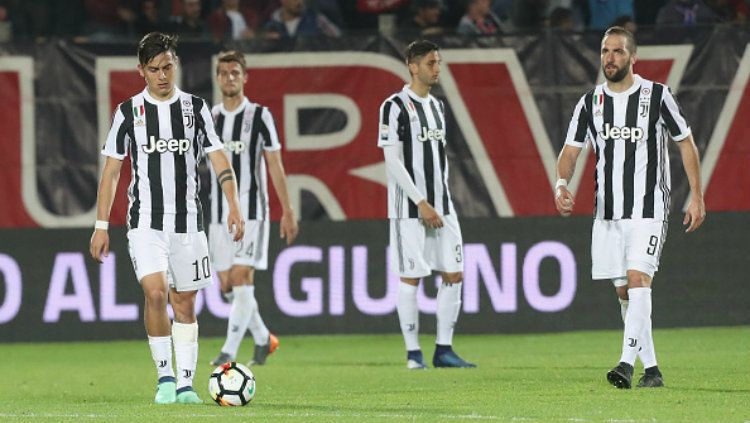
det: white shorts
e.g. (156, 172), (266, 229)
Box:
(208, 220), (269, 272)
(126, 228), (213, 292)
(389, 213), (464, 278)
(591, 218), (668, 280)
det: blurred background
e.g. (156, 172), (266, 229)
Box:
(0, 0), (748, 342)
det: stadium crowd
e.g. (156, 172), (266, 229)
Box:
(0, 0), (748, 42)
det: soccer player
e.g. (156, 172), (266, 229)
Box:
(89, 32), (244, 404)
(555, 26), (705, 388)
(207, 51), (298, 367)
(378, 40), (476, 369)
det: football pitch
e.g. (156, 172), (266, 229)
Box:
(0, 327), (747, 422)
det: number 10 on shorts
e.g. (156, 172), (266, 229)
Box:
(192, 256), (210, 282)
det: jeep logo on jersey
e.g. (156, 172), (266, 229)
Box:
(417, 127), (445, 142)
(225, 140), (246, 153)
(142, 136), (190, 154)
(599, 123), (644, 143)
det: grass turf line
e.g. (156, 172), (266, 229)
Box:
(0, 327), (747, 422)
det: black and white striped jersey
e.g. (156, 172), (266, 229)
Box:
(209, 97), (281, 223)
(378, 85), (455, 219)
(102, 87), (223, 233)
(565, 75), (691, 221)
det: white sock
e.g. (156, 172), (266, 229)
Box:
(618, 298), (629, 323)
(220, 285), (255, 357)
(397, 282), (420, 351)
(619, 297), (657, 368)
(639, 319), (658, 368)
(172, 322), (198, 391)
(619, 287), (651, 366)
(148, 335), (174, 380)
(436, 281), (462, 346)
(245, 285), (270, 345)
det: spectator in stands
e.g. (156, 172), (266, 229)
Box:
(705, 0), (748, 23)
(548, 6), (575, 30)
(656, 0), (717, 26)
(587, 0), (633, 30)
(612, 14), (637, 33)
(134, 0), (162, 36)
(634, 0), (667, 26)
(400, 0), (443, 35)
(308, 0), (344, 29)
(511, 0), (548, 30)
(208, 0), (255, 41)
(264, 0), (341, 39)
(457, 0), (512, 34)
(169, 0), (208, 39)
(83, 0), (137, 40)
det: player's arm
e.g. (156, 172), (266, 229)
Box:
(555, 95), (591, 216)
(676, 134), (705, 232)
(265, 150), (298, 245)
(383, 145), (442, 228)
(208, 150), (244, 241)
(90, 157), (123, 263)
(662, 87), (706, 233)
(555, 145), (581, 216)
(259, 107), (298, 244)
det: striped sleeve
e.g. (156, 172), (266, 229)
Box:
(377, 97), (402, 147)
(259, 107), (281, 151)
(102, 102), (129, 160)
(563, 95), (592, 148)
(660, 86), (691, 141)
(197, 98), (224, 153)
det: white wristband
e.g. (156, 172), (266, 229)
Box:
(95, 220), (109, 230)
(555, 179), (568, 190)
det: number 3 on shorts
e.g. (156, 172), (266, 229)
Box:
(646, 235), (658, 256)
(191, 256), (210, 282)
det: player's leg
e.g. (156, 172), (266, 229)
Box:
(399, 276), (425, 368)
(217, 270), (233, 301)
(168, 231), (214, 404)
(128, 229), (175, 404)
(391, 218), (430, 369)
(208, 223), (236, 365)
(141, 272), (177, 404)
(609, 219), (665, 389)
(217, 265), (256, 364)
(614, 279), (660, 387)
(430, 214), (475, 368)
(169, 287), (202, 404)
(240, 220), (278, 366)
(628, 219), (665, 388)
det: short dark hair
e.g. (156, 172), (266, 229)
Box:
(603, 26), (637, 54)
(405, 40), (440, 66)
(138, 32), (179, 66)
(216, 50), (247, 74)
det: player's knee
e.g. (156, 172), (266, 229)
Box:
(229, 266), (254, 286)
(626, 270), (652, 288)
(442, 272), (463, 284)
(144, 288), (167, 308)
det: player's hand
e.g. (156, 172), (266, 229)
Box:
(555, 186), (575, 217)
(226, 208), (245, 242)
(418, 200), (443, 229)
(280, 210), (299, 245)
(683, 195), (706, 233)
(89, 229), (110, 263)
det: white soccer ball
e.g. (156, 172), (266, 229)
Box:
(208, 361), (256, 406)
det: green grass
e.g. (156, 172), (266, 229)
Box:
(0, 327), (748, 422)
